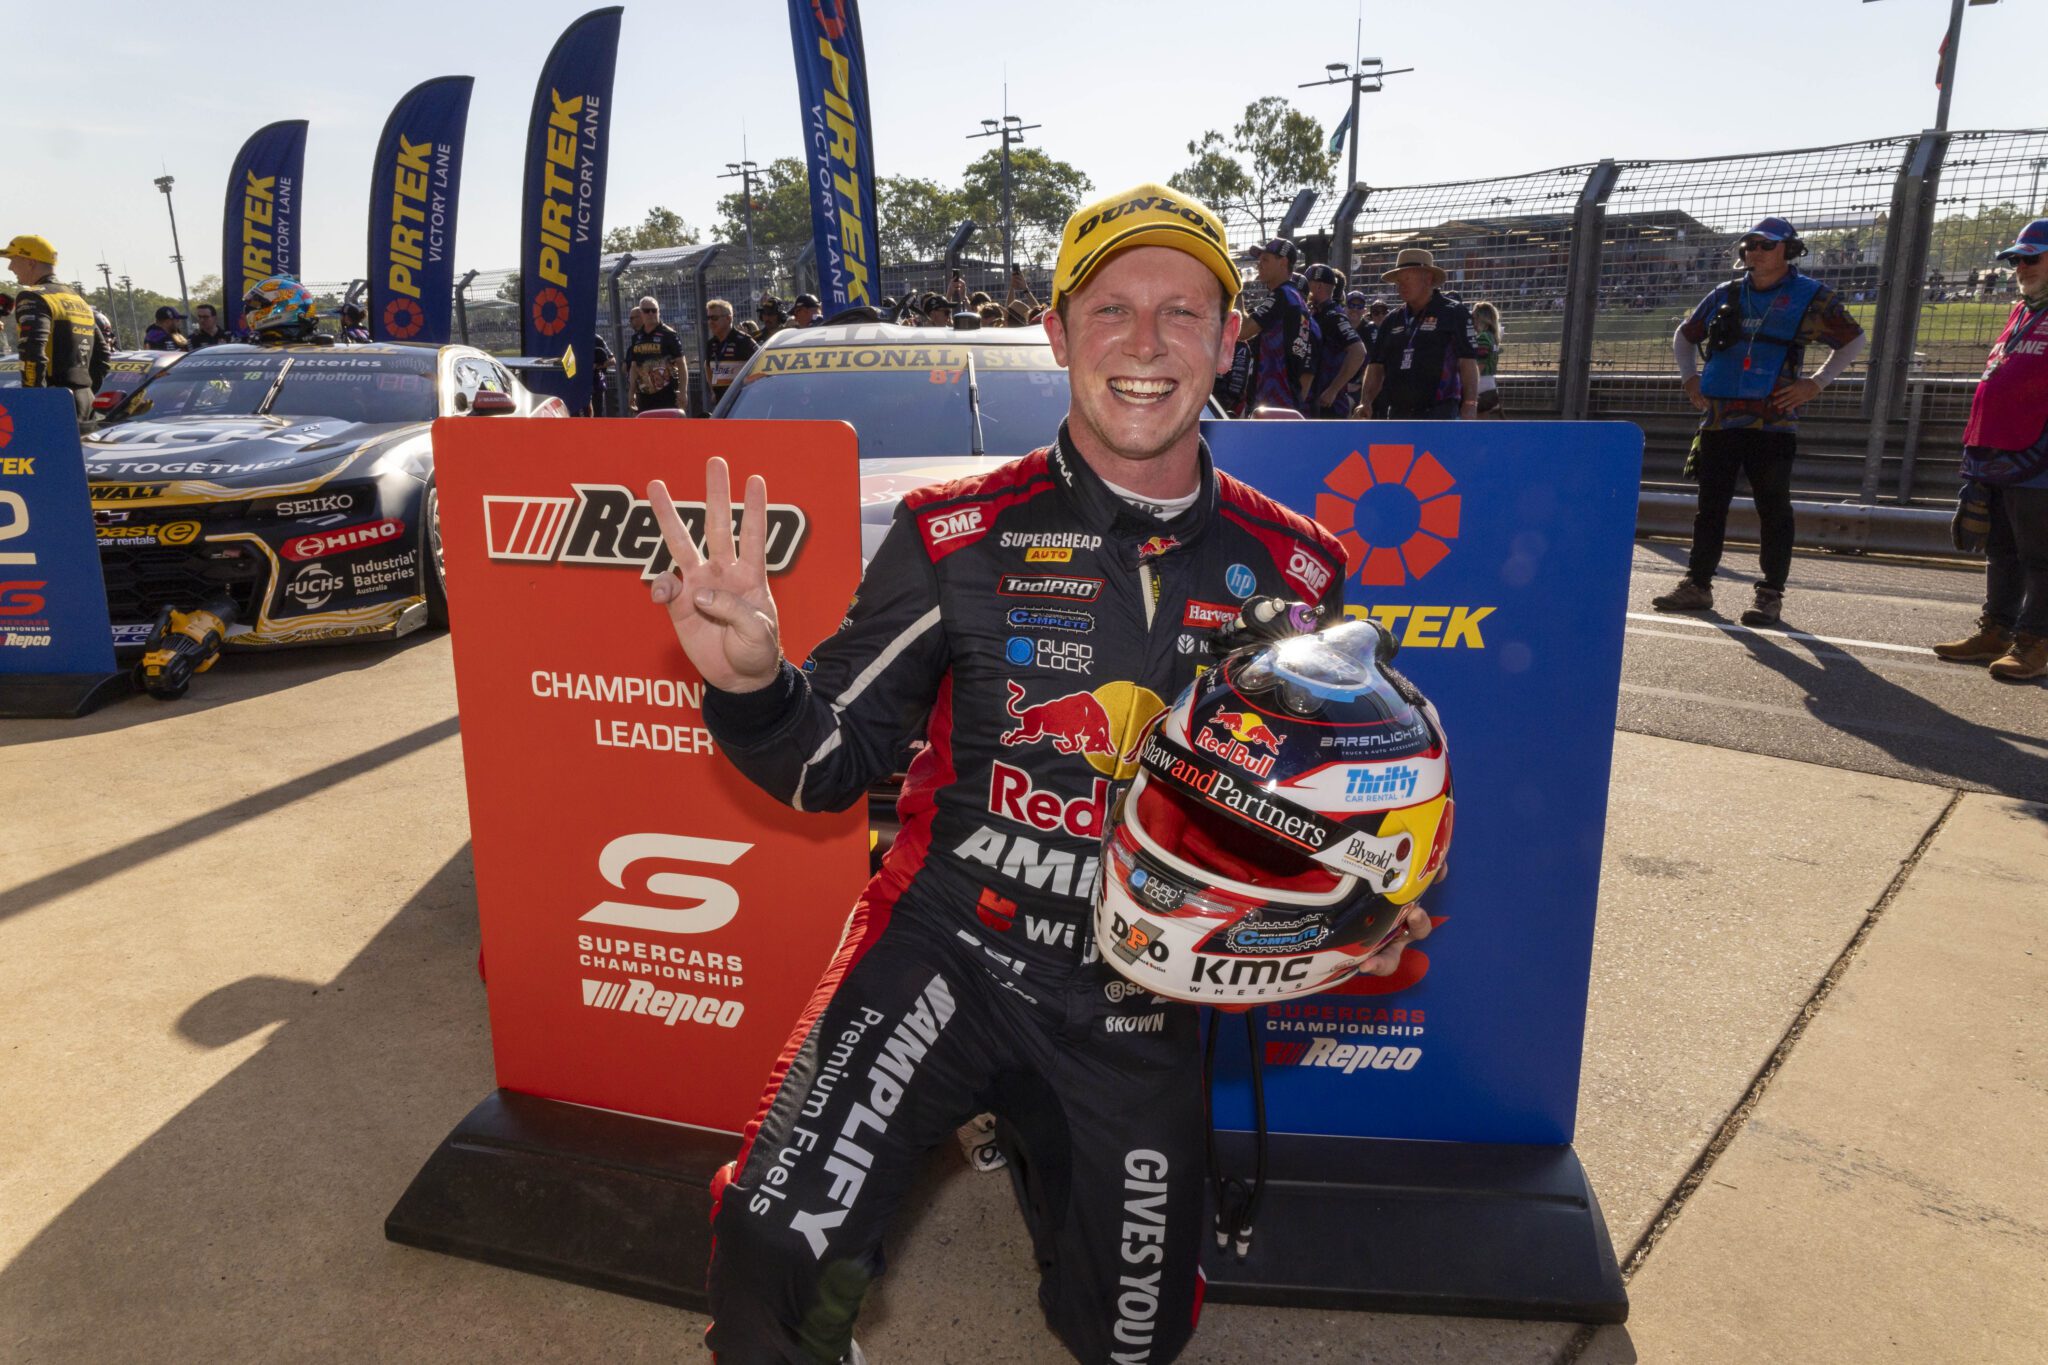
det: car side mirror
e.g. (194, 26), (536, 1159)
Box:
(469, 389), (517, 416)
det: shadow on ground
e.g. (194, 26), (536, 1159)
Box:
(0, 630), (447, 749)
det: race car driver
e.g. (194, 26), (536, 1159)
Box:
(5, 233), (109, 431)
(646, 183), (1430, 1365)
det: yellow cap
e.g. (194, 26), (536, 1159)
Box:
(2, 234), (57, 266)
(1050, 184), (1238, 312)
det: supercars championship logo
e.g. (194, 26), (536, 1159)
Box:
(483, 485), (809, 580)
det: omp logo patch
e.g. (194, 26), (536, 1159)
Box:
(483, 486), (808, 580)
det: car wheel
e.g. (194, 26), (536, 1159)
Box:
(423, 478), (449, 628)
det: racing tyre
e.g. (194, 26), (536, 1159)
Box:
(422, 478), (450, 628)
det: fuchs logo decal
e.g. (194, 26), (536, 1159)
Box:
(282, 518), (405, 561)
(998, 574), (1103, 602)
(483, 485), (809, 580)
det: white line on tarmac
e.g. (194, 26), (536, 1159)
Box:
(1622, 625), (1966, 679)
(1619, 683), (2048, 759)
(1624, 612), (1930, 657)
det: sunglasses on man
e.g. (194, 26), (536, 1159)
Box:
(1739, 239), (1783, 255)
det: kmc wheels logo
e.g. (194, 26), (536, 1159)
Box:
(1315, 445), (1461, 587)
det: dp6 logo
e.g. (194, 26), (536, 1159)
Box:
(578, 833), (752, 935)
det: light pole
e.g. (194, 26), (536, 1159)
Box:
(1863, 0), (2001, 132)
(154, 174), (192, 318)
(97, 261), (116, 320)
(719, 159), (761, 306)
(2030, 157), (2047, 215)
(1300, 56), (1412, 273)
(119, 274), (137, 346)
(968, 91), (1040, 280)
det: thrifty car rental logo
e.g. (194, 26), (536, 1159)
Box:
(484, 485), (809, 579)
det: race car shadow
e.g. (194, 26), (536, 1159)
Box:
(0, 627), (450, 746)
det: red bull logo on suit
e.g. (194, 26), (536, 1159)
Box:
(999, 679), (1166, 780)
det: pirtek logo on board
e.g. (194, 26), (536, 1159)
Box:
(536, 89), (592, 290)
(385, 135), (440, 300)
(240, 172), (279, 278)
(811, 16), (873, 303)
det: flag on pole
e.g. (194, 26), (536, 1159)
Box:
(1936, 32), (1948, 88)
(1328, 106), (1352, 157)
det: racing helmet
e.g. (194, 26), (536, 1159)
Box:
(242, 275), (316, 334)
(1095, 617), (1452, 1008)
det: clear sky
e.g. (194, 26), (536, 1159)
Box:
(16, 0), (2040, 296)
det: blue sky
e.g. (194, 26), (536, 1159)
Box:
(17, 0), (2040, 295)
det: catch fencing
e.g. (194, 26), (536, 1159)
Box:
(447, 125), (2047, 492)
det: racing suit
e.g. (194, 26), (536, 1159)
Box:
(13, 278), (110, 429)
(702, 427), (1345, 1365)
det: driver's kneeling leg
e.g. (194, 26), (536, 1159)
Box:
(706, 919), (988, 1364)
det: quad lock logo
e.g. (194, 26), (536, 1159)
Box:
(1315, 445), (1495, 649)
(483, 486), (808, 580)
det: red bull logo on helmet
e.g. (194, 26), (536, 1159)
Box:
(1195, 708), (1285, 779)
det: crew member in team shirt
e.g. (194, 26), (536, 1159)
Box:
(1360, 247), (1480, 422)
(702, 297), (758, 411)
(628, 295), (687, 413)
(1233, 237), (1317, 414)
(1303, 264), (1366, 418)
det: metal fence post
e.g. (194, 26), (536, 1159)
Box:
(793, 242), (817, 298)
(691, 245), (723, 416)
(607, 253), (634, 417)
(1859, 130), (1950, 504)
(453, 269), (479, 346)
(1556, 160), (1621, 420)
(1328, 183), (1370, 277)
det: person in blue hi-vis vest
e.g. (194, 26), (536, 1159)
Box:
(1651, 217), (1866, 626)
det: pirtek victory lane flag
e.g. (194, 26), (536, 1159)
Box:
(519, 6), (621, 413)
(434, 418), (868, 1133)
(223, 120), (306, 334)
(367, 76), (473, 345)
(788, 0), (881, 312)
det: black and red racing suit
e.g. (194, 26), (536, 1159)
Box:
(701, 426), (1345, 1365)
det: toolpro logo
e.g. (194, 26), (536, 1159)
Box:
(1315, 444), (1460, 586)
(482, 485), (808, 580)
(998, 678), (1165, 779)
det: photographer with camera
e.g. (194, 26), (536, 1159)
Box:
(1651, 217), (1865, 626)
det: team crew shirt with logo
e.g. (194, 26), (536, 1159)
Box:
(699, 428), (1345, 1364)
(704, 330), (760, 409)
(1677, 275), (1860, 434)
(1311, 298), (1365, 417)
(1247, 281), (1318, 414)
(1369, 291), (1481, 415)
(627, 322), (686, 411)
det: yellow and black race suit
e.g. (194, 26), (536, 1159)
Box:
(14, 279), (110, 428)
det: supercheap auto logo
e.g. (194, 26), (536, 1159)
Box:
(484, 484), (808, 580)
(1316, 444), (1494, 650)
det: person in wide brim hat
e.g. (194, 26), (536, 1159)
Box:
(1381, 247), (1446, 285)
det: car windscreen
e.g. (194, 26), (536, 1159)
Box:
(108, 351), (438, 425)
(723, 343), (1069, 459)
(0, 359), (20, 389)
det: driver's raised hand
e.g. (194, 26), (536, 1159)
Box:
(648, 458), (783, 693)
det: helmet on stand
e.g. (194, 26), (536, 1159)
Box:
(1096, 615), (1452, 1007)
